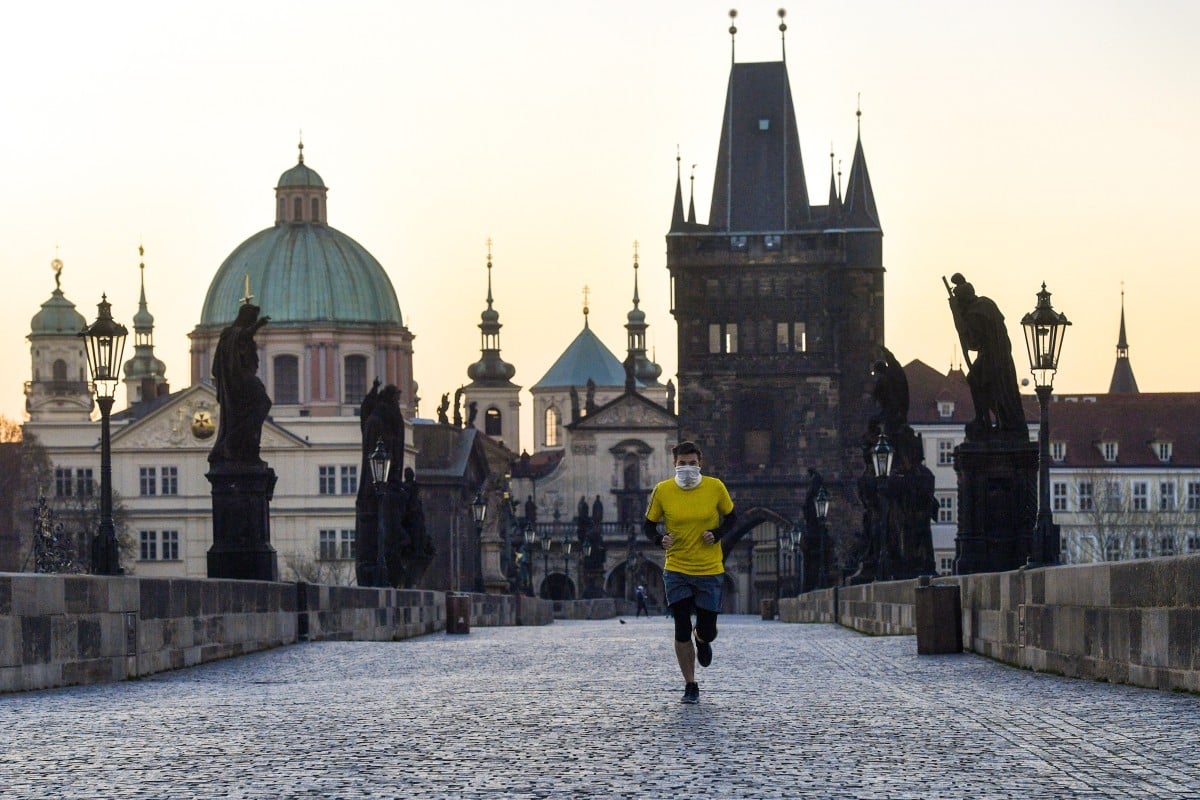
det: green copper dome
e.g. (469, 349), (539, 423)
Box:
(199, 224), (403, 328)
(278, 162), (325, 188)
(31, 287), (87, 335)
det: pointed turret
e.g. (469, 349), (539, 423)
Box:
(1107, 290), (1139, 394)
(708, 58), (810, 231)
(843, 107), (880, 229)
(123, 246), (169, 406)
(826, 146), (842, 221)
(670, 153), (687, 232)
(687, 164), (697, 225)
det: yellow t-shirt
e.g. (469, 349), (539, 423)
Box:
(645, 475), (734, 576)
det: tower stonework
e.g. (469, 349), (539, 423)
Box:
(667, 56), (883, 523)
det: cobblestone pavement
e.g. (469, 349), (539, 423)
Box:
(2, 616), (1198, 799)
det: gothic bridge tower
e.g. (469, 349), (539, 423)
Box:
(666, 16), (884, 525)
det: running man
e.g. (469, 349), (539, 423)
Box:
(644, 441), (736, 704)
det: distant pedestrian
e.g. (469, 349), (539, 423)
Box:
(644, 441), (736, 704)
(635, 585), (649, 617)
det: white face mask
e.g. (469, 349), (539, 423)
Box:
(674, 465), (701, 489)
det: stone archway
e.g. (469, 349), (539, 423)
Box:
(540, 572), (576, 600)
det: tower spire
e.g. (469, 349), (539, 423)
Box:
(582, 285), (590, 328)
(124, 242), (169, 404)
(297, 130), (304, 164)
(778, 8), (787, 62)
(671, 147), (686, 231)
(688, 163), (697, 224)
(1108, 284), (1139, 393)
(729, 9), (737, 64)
(625, 240), (662, 389)
(843, 97), (880, 229)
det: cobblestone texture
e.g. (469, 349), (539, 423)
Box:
(1, 616), (1198, 798)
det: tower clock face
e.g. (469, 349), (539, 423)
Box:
(190, 410), (215, 439)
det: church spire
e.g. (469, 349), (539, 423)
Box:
(466, 240), (516, 387)
(625, 242), (663, 388)
(843, 97), (880, 229)
(1107, 287), (1139, 394)
(687, 163), (697, 224)
(123, 244), (169, 405)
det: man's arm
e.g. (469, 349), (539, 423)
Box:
(710, 510), (737, 542)
(643, 518), (663, 546)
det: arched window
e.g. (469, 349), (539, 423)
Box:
(623, 452), (641, 490)
(274, 355), (300, 404)
(311, 197), (320, 220)
(52, 359), (68, 382)
(278, 197), (285, 221)
(293, 196), (303, 221)
(545, 406), (560, 447)
(343, 355), (367, 403)
(485, 407), (502, 436)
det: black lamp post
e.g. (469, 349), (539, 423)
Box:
(522, 522), (537, 596)
(1020, 283), (1070, 567)
(776, 531), (791, 601)
(561, 536), (574, 599)
(540, 532), (552, 598)
(871, 434), (894, 581)
(788, 525), (802, 595)
(815, 486), (830, 588)
(368, 437), (393, 587)
(79, 295), (127, 576)
(582, 540), (593, 599)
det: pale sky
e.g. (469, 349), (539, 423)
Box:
(4, 1), (1198, 453)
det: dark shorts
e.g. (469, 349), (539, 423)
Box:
(662, 570), (723, 612)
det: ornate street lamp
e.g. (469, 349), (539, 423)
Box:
(561, 536), (574, 599)
(368, 437), (392, 586)
(79, 295), (127, 575)
(522, 522), (537, 596)
(871, 434), (893, 581)
(1020, 283), (1070, 566)
(540, 531), (552, 598)
(470, 489), (488, 529)
(815, 487), (830, 589)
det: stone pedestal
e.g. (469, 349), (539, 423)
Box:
(206, 464), (278, 581)
(953, 438), (1037, 574)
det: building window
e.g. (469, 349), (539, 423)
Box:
(161, 466), (178, 496)
(274, 355), (300, 405)
(1155, 442), (1172, 462)
(311, 197), (320, 220)
(340, 465), (358, 495)
(1133, 534), (1150, 559)
(937, 401), (954, 419)
(708, 323), (738, 353)
(161, 530), (179, 560)
(54, 467), (73, 497)
(775, 322), (806, 352)
(1103, 481), (1122, 511)
(139, 467), (157, 496)
(73, 468), (94, 496)
(1159, 482), (1176, 512)
(545, 406), (560, 447)
(1101, 441), (1118, 462)
(1188, 534), (1200, 553)
(937, 440), (955, 466)
(485, 407), (502, 437)
(1050, 441), (1066, 462)
(1188, 482), (1200, 511)
(1078, 481), (1094, 512)
(139, 531), (157, 561)
(319, 530), (338, 560)
(936, 494), (955, 524)
(318, 466), (337, 495)
(938, 557), (954, 575)
(775, 323), (789, 353)
(293, 196), (303, 220)
(1104, 536), (1122, 562)
(1052, 482), (1068, 512)
(344, 355), (368, 404)
(1131, 481), (1148, 512)
(1159, 536), (1176, 557)
(339, 529), (355, 560)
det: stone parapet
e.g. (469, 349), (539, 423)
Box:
(552, 598), (618, 620)
(779, 555), (1200, 693)
(0, 574), (554, 694)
